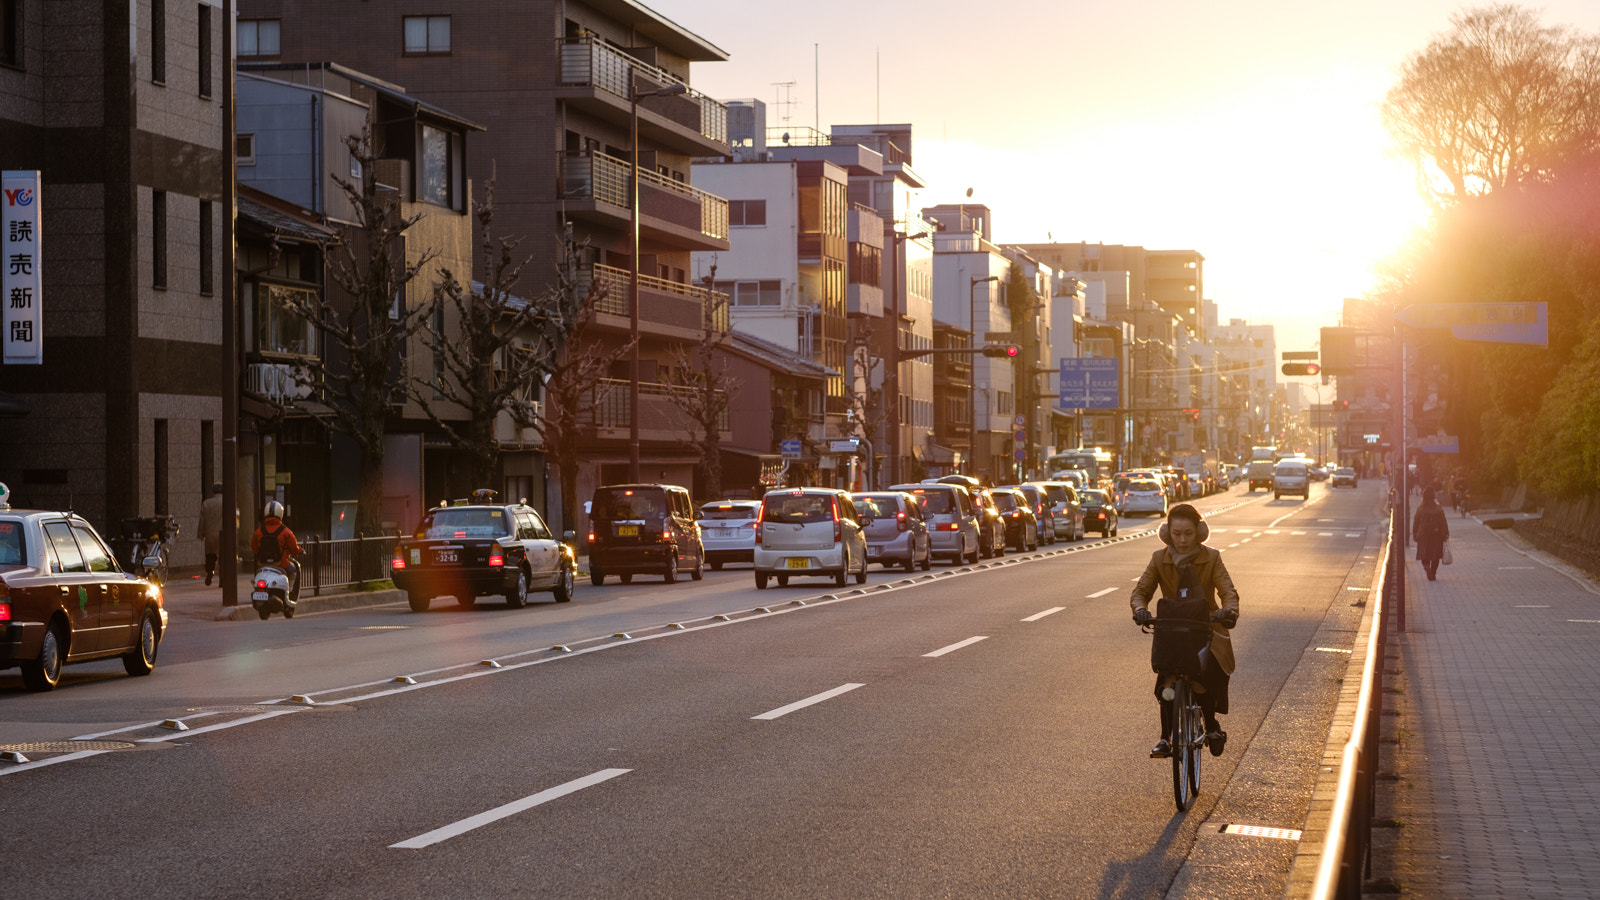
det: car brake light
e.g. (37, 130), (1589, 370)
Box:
(391, 555), (406, 570)
(940, 522), (960, 532)
(0, 601), (9, 622)
(488, 544), (505, 567)
(587, 531), (596, 543)
(256, 579), (268, 590)
(897, 511), (908, 532)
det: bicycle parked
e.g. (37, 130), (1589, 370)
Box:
(119, 514), (180, 587)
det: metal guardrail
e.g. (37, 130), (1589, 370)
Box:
(302, 532), (400, 595)
(1305, 510), (1396, 898)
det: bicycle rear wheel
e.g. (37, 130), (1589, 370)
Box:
(1170, 680), (1197, 812)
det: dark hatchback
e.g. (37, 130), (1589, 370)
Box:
(1079, 489), (1120, 537)
(586, 484), (705, 584)
(0, 507), (167, 691)
(989, 488), (1038, 551)
(391, 495), (576, 613)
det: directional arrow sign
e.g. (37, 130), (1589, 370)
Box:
(1059, 357), (1118, 409)
(1397, 303), (1547, 347)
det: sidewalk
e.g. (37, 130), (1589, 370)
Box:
(1372, 507), (1600, 896)
(159, 567), (405, 621)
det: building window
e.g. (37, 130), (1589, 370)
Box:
(154, 419), (169, 515)
(197, 4), (211, 97)
(403, 15), (450, 55)
(199, 200), (213, 295)
(716, 280), (781, 308)
(419, 124), (461, 209)
(236, 133), (256, 166)
(254, 282), (317, 356)
(997, 391), (1013, 415)
(729, 200), (766, 227)
(152, 190), (167, 289)
(848, 243), (880, 287)
(237, 18), (280, 58)
(1, 0), (22, 68)
(151, 0), (166, 83)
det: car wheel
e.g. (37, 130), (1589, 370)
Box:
(755, 571), (769, 589)
(903, 552), (917, 573)
(554, 563), (575, 603)
(663, 553), (678, 584)
(21, 622), (64, 692)
(506, 571), (528, 607)
(690, 551), (704, 582)
(1102, 527), (1111, 538)
(835, 555), (849, 586)
(921, 545), (933, 570)
(777, 574), (789, 587)
(589, 568), (605, 586)
(121, 609), (160, 677)
(967, 543), (980, 565)
(408, 592), (430, 613)
(1112, 524), (1120, 537)
(1274, 492), (1280, 500)
(855, 555), (868, 584)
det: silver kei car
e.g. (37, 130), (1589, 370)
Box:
(697, 500), (760, 569)
(851, 491), (933, 572)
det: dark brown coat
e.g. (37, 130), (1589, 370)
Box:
(1130, 546), (1241, 674)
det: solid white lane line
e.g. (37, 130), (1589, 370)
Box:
(924, 636), (989, 658)
(1087, 587), (1118, 598)
(1023, 607), (1066, 621)
(752, 683), (866, 720)
(390, 768), (632, 849)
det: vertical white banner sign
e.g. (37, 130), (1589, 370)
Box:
(2, 170), (43, 365)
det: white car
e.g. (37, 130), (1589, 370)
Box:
(698, 500), (760, 569)
(754, 488), (870, 589)
(1273, 459), (1311, 499)
(1121, 478), (1168, 516)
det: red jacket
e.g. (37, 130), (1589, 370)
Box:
(251, 516), (302, 567)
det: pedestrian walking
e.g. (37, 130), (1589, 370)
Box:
(198, 482), (236, 586)
(1412, 487), (1450, 581)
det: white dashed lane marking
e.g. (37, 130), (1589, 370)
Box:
(924, 636), (989, 658)
(391, 769), (633, 849)
(1087, 587), (1118, 598)
(752, 683), (867, 720)
(1023, 607), (1065, 621)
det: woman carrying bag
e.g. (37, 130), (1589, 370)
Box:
(1413, 487), (1450, 581)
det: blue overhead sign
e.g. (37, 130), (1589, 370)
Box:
(1059, 357), (1119, 409)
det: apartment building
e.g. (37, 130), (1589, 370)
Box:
(0, 2), (227, 568)
(238, 0), (733, 522)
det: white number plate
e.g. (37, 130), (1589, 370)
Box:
(251, 591), (269, 601)
(435, 550), (459, 564)
(866, 546), (881, 557)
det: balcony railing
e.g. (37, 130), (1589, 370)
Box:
(578, 377), (731, 434)
(764, 127), (908, 165)
(559, 37), (728, 145)
(580, 263), (730, 335)
(559, 151), (728, 242)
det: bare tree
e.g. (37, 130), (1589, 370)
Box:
(1383, 4), (1600, 211)
(664, 273), (738, 500)
(841, 320), (888, 490)
(410, 181), (546, 488)
(511, 235), (632, 535)
(282, 131), (437, 541)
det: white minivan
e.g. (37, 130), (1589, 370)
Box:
(754, 488), (870, 589)
(1273, 459), (1311, 500)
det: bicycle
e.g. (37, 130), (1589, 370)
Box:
(120, 515), (180, 586)
(1146, 616), (1211, 812)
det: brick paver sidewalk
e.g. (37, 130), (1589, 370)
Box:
(1373, 508), (1600, 896)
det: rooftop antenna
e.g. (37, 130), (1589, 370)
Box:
(772, 81), (797, 129)
(814, 43), (820, 135)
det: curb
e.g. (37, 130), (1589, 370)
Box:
(201, 589), (407, 621)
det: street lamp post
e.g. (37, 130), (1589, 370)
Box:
(970, 275), (999, 478)
(629, 80), (688, 482)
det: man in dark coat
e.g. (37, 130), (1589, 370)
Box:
(1413, 487), (1450, 580)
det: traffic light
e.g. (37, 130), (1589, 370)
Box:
(982, 343), (1020, 358)
(1183, 408), (1199, 422)
(1336, 399), (1349, 410)
(1281, 362), (1320, 376)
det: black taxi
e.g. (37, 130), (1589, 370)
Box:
(390, 490), (575, 613)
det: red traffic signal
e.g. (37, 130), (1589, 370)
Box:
(982, 343), (1020, 358)
(1281, 362), (1320, 376)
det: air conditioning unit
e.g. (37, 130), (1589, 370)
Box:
(494, 405), (542, 445)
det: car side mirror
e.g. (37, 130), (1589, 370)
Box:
(562, 530), (576, 542)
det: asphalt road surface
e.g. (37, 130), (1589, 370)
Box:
(0, 483), (1384, 898)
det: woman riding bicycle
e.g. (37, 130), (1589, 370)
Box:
(1130, 503), (1239, 758)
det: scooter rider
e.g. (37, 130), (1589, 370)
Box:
(252, 501), (302, 603)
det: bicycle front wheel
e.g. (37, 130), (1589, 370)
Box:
(1170, 680), (1195, 812)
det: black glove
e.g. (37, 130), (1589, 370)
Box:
(1133, 608), (1153, 627)
(1210, 608), (1238, 628)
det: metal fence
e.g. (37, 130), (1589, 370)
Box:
(301, 532), (400, 596)
(1303, 510), (1396, 898)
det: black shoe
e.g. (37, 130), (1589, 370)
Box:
(1206, 730), (1227, 757)
(204, 574), (212, 586)
(1150, 739), (1171, 759)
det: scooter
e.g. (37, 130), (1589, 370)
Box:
(251, 564), (297, 620)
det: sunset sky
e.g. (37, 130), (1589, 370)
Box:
(656, 0), (1600, 350)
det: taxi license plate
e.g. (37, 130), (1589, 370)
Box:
(434, 549), (459, 565)
(786, 558), (809, 569)
(251, 591), (268, 602)
(618, 525), (639, 537)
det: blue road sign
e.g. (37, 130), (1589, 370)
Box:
(780, 439), (803, 459)
(1059, 357), (1119, 409)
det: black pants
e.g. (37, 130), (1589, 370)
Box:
(1155, 665), (1228, 735)
(1422, 558), (1439, 579)
(204, 553), (218, 582)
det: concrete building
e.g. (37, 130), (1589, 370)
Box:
(0, 2), (228, 569)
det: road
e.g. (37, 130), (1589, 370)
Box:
(0, 483), (1384, 898)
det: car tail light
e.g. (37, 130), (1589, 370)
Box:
(391, 555), (407, 570)
(0, 601), (10, 622)
(587, 531), (596, 543)
(940, 522), (960, 532)
(488, 544), (505, 567)
(755, 505), (765, 545)
(256, 579), (268, 590)
(833, 498), (842, 542)
(1009, 511), (1020, 518)
(896, 511), (908, 532)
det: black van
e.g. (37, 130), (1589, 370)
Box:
(586, 483), (705, 584)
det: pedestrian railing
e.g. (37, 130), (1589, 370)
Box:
(301, 532), (400, 596)
(1300, 510), (1396, 898)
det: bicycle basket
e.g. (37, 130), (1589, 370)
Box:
(1151, 618), (1210, 676)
